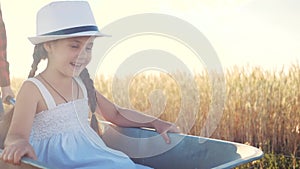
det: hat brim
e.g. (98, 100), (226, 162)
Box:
(28, 31), (110, 45)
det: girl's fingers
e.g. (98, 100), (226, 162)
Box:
(1, 147), (37, 165)
(14, 148), (30, 165)
(160, 132), (171, 144)
(26, 150), (37, 160)
(168, 125), (180, 133)
(3, 150), (15, 163)
(13, 152), (22, 165)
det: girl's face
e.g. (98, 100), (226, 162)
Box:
(44, 36), (95, 77)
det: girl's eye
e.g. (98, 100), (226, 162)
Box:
(85, 45), (93, 52)
(86, 47), (92, 52)
(71, 45), (79, 49)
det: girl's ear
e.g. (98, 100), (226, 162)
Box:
(43, 42), (51, 53)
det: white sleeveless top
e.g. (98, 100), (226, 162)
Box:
(26, 77), (152, 169)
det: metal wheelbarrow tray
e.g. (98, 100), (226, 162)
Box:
(0, 124), (263, 169)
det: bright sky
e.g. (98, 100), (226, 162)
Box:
(1, 0), (300, 78)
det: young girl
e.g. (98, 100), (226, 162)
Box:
(0, 1), (179, 168)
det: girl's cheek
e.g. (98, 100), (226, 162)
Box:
(86, 55), (92, 62)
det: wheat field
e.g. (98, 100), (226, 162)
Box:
(9, 64), (300, 168)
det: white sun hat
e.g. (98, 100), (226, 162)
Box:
(28, 1), (109, 45)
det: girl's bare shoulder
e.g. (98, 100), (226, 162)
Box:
(17, 79), (42, 99)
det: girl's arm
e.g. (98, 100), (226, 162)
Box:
(95, 91), (180, 143)
(1, 82), (38, 164)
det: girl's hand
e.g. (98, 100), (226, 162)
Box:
(151, 119), (180, 144)
(1, 140), (37, 165)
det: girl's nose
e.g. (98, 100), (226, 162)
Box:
(77, 49), (88, 59)
(77, 50), (91, 61)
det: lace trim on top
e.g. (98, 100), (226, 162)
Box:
(30, 99), (90, 141)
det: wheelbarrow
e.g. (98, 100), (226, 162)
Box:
(0, 97), (263, 169)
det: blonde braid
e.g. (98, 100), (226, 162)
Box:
(79, 68), (100, 135)
(28, 44), (47, 78)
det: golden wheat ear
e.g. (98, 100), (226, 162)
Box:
(0, 108), (14, 149)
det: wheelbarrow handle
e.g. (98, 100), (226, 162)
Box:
(0, 95), (15, 115)
(5, 95), (15, 105)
